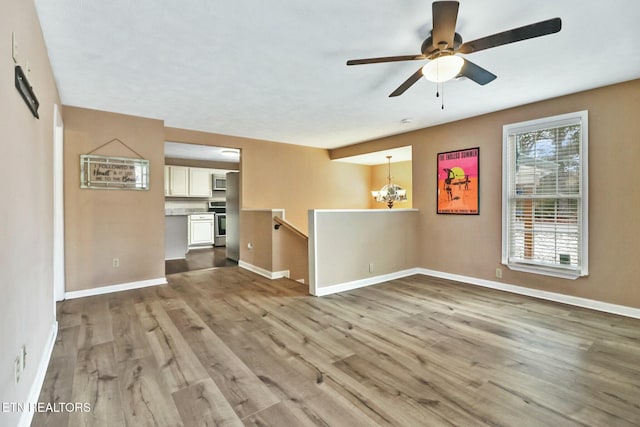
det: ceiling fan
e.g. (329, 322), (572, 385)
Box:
(347, 1), (561, 97)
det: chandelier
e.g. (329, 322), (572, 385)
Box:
(371, 156), (407, 209)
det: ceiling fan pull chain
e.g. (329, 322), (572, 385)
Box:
(437, 59), (441, 97)
(441, 83), (445, 110)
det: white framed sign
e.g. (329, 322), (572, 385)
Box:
(80, 154), (149, 190)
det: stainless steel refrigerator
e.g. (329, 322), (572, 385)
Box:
(225, 171), (240, 262)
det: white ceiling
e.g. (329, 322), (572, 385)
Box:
(34, 0), (640, 150)
(333, 146), (412, 166)
(164, 141), (240, 163)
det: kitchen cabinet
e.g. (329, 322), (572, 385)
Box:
(165, 166), (235, 198)
(188, 214), (214, 246)
(188, 168), (212, 197)
(164, 166), (170, 196)
(165, 166), (189, 196)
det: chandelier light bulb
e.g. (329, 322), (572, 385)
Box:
(371, 155), (408, 209)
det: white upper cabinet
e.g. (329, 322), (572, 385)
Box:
(188, 168), (212, 197)
(166, 166), (189, 196)
(165, 166), (234, 198)
(164, 166), (170, 196)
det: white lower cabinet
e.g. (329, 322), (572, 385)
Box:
(188, 214), (214, 246)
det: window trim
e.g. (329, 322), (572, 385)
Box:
(501, 110), (589, 280)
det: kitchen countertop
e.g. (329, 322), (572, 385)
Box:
(165, 209), (211, 216)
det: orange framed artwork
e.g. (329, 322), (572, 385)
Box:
(437, 147), (479, 215)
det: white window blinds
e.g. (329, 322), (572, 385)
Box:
(502, 111), (588, 279)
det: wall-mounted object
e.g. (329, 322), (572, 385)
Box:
(12, 32), (18, 62)
(437, 147), (479, 214)
(81, 155), (149, 190)
(81, 138), (149, 190)
(15, 65), (39, 118)
(213, 175), (227, 191)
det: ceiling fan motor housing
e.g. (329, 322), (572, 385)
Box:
(422, 32), (463, 59)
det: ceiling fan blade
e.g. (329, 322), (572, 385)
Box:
(458, 17), (561, 54)
(457, 59), (497, 85)
(389, 68), (424, 97)
(347, 55), (426, 66)
(432, 1), (459, 49)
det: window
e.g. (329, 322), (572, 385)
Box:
(502, 111), (588, 279)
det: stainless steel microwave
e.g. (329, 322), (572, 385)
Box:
(213, 175), (226, 191)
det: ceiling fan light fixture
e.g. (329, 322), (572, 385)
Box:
(421, 55), (464, 83)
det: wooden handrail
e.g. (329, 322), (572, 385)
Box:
(274, 216), (308, 240)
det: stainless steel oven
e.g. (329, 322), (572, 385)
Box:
(214, 213), (226, 247)
(208, 201), (226, 247)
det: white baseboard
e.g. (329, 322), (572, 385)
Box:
(310, 266), (640, 319)
(238, 261), (290, 280)
(17, 320), (58, 427)
(313, 268), (420, 297)
(64, 277), (168, 300)
(417, 268), (640, 320)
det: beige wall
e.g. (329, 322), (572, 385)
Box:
(63, 107), (166, 291)
(240, 210), (277, 272)
(165, 127), (371, 233)
(241, 209), (309, 282)
(334, 79), (640, 309)
(369, 160), (413, 209)
(273, 220), (309, 284)
(0, 0), (61, 423)
(59, 114), (370, 293)
(309, 210), (419, 292)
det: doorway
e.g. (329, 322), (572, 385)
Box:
(53, 104), (65, 302)
(163, 141), (240, 275)
(165, 247), (236, 274)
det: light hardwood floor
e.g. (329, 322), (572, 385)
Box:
(165, 246), (237, 275)
(33, 268), (640, 426)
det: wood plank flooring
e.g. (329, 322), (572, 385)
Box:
(32, 268), (640, 426)
(165, 246), (237, 275)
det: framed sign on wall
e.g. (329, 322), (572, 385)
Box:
(437, 147), (479, 214)
(80, 154), (149, 190)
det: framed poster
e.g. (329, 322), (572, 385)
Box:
(437, 147), (479, 214)
(80, 154), (149, 190)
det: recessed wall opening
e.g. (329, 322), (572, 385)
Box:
(332, 146), (413, 209)
(163, 141), (241, 274)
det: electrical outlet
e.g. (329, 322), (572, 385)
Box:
(369, 263), (374, 273)
(112, 257), (120, 268)
(14, 356), (21, 383)
(496, 267), (503, 279)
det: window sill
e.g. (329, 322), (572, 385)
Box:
(505, 263), (584, 280)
